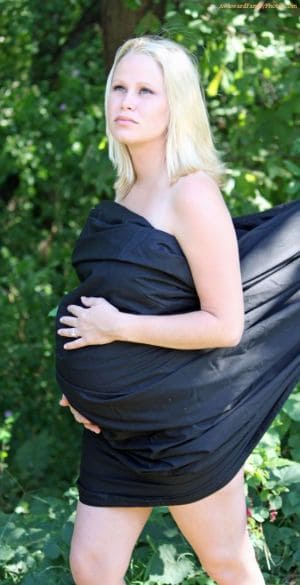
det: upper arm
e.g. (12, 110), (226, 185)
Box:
(172, 173), (244, 343)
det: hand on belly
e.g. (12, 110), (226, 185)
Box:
(59, 394), (101, 434)
(57, 295), (120, 350)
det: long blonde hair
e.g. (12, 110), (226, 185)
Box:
(104, 36), (226, 201)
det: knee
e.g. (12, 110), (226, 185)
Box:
(199, 547), (258, 585)
(201, 555), (239, 585)
(70, 542), (127, 585)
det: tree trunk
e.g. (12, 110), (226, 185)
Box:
(33, 0), (167, 83)
(100, 0), (166, 73)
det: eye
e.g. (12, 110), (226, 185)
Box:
(139, 87), (153, 95)
(112, 85), (125, 92)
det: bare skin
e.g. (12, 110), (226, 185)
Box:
(70, 504), (152, 585)
(58, 51), (265, 585)
(69, 468), (265, 585)
(169, 469), (265, 585)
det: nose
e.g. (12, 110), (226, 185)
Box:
(121, 90), (136, 111)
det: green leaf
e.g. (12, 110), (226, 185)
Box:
(278, 462), (300, 485)
(268, 495), (282, 510)
(22, 576), (46, 585)
(0, 544), (14, 562)
(44, 539), (61, 560)
(284, 160), (300, 176)
(13, 431), (54, 479)
(281, 485), (300, 516)
(48, 306), (58, 317)
(283, 394), (300, 421)
(61, 521), (73, 545)
(251, 507), (270, 523)
(288, 431), (300, 462)
(145, 544), (195, 585)
(144, 550), (164, 580)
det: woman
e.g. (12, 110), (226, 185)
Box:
(56, 36), (300, 585)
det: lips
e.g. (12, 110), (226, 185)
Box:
(115, 116), (138, 123)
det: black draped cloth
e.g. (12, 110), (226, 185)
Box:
(55, 199), (300, 506)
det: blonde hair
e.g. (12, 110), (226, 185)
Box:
(104, 36), (226, 201)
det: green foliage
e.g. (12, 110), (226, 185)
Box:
(0, 0), (299, 583)
(0, 489), (76, 584)
(244, 412), (300, 581)
(162, 1), (300, 213)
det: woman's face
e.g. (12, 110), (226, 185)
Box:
(107, 52), (169, 147)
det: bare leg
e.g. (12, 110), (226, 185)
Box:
(70, 502), (152, 585)
(169, 468), (265, 585)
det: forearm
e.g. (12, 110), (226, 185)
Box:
(116, 309), (242, 350)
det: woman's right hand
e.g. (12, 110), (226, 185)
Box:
(59, 394), (101, 434)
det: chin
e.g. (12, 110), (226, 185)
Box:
(112, 130), (140, 142)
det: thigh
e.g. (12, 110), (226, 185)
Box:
(71, 502), (152, 572)
(168, 468), (250, 565)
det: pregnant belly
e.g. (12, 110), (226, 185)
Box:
(55, 338), (203, 431)
(55, 280), (200, 399)
(55, 277), (204, 429)
(56, 339), (184, 393)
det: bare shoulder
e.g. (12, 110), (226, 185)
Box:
(168, 172), (244, 344)
(170, 170), (231, 236)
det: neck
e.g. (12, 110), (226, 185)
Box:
(128, 139), (169, 190)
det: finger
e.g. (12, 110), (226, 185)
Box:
(59, 395), (69, 406)
(63, 337), (87, 350)
(83, 423), (102, 434)
(67, 304), (83, 317)
(74, 414), (87, 424)
(71, 412), (87, 424)
(80, 296), (103, 306)
(68, 407), (85, 423)
(69, 407), (93, 425)
(57, 327), (80, 338)
(59, 316), (77, 327)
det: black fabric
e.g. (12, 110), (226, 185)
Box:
(55, 198), (300, 506)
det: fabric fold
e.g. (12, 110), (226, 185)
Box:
(55, 198), (300, 503)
